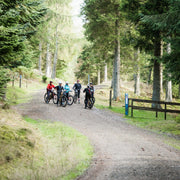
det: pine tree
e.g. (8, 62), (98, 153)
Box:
(0, 0), (47, 67)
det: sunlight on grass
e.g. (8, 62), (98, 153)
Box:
(95, 104), (180, 135)
(24, 117), (93, 180)
(95, 86), (180, 150)
(6, 79), (46, 104)
(0, 109), (93, 180)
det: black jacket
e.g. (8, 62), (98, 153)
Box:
(56, 85), (63, 94)
(83, 87), (91, 96)
(74, 83), (81, 90)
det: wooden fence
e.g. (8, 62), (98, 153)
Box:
(128, 98), (180, 120)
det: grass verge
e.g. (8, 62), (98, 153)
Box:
(6, 79), (45, 104)
(24, 117), (93, 180)
(0, 110), (93, 180)
(95, 104), (180, 149)
(95, 87), (180, 150)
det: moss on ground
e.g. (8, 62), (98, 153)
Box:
(0, 109), (93, 180)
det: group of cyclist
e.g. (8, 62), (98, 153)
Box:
(46, 79), (95, 109)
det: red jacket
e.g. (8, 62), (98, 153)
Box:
(47, 84), (55, 90)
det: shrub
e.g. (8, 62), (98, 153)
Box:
(42, 75), (47, 83)
(175, 116), (180, 123)
(172, 84), (179, 98)
(14, 66), (34, 79)
(2, 102), (10, 109)
(0, 67), (11, 100)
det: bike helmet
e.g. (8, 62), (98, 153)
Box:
(50, 81), (53, 83)
(77, 79), (80, 83)
(59, 81), (62, 84)
(66, 81), (68, 84)
(90, 82), (93, 85)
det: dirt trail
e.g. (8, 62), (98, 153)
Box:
(16, 89), (180, 180)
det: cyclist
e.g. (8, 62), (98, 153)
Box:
(73, 82), (76, 89)
(74, 79), (82, 103)
(90, 82), (94, 98)
(64, 82), (70, 99)
(47, 81), (55, 100)
(55, 82), (64, 105)
(83, 84), (91, 109)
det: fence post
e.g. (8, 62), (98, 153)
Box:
(131, 100), (133, 117)
(19, 75), (22, 88)
(156, 110), (158, 118)
(165, 103), (167, 120)
(109, 90), (112, 107)
(125, 93), (128, 115)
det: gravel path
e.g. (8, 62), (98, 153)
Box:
(17, 89), (180, 180)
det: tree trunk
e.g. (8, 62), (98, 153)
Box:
(46, 43), (51, 78)
(134, 48), (140, 96)
(39, 42), (42, 73)
(113, 10), (120, 100)
(51, 26), (58, 79)
(104, 63), (107, 83)
(2, 85), (7, 101)
(179, 83), (180, 99)
(165, 42), (172, 102)
(160, 40), (164, 94)
(166, 80), (172, 102)
(152, 35), (161, 108)
(148, 67), (152, 85)
(98, 69), (100, 85)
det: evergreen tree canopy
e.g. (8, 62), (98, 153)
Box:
(142, 0), (180, 83)
(0, 0), (46, 67)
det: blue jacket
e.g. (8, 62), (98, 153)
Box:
(64, 84), (70, 93)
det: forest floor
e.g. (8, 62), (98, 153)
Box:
(15, 88), (180, 180)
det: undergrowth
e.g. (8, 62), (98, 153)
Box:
(0, 110), (93, 180)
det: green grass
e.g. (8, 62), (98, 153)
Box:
(6, 79), (45, 104)
(95, 104), (180, 150)
(0, 112), (93, 180)
(24, 117), (93, 180)
(95, 104), (180, 135)
(1, 76), (93, 180)
(0, 109), (41, 180)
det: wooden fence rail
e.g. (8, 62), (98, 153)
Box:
(128, 98), (180, 120)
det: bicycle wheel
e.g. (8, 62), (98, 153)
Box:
(73, 95), (77, 103)
(92, 97), (95, 104)
(44, 93), (50, 104)
(61, 95), (67, 107)
(67, 95), (74, 105)
(57, 97), (61, 107)
(53, 94), (58, 104)
(87, 99), (93, 109)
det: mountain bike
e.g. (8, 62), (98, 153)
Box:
(84, 97), (94, 109)
(57, 91), (67, 107)
(91, 96), (95, 104)
(73, 89), (78, 103)
(65, 90), (74, 105)
(44, 90), (57, 104)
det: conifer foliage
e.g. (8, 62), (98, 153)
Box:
(0, 0), (46, 67)
(0, 0), (46, 99)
